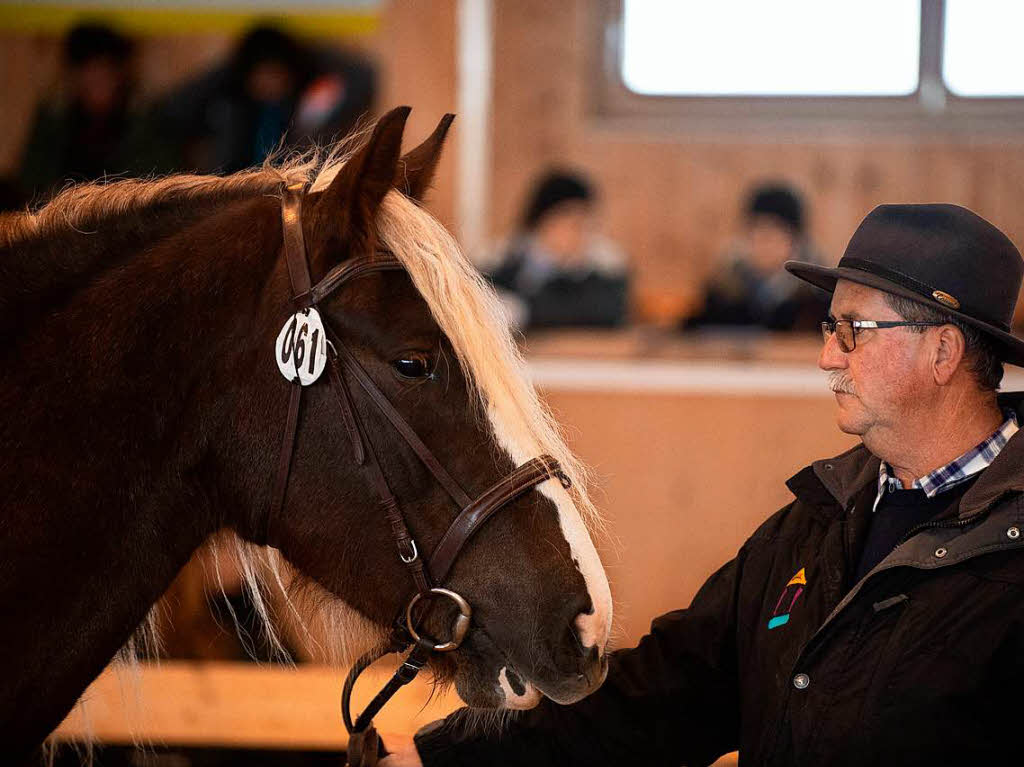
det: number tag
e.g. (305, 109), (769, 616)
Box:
(275, 308), (328, 386)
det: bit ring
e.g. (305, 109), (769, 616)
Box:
(405, 588), (472, 652)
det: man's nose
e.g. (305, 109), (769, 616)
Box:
(818, 330), (847, 371)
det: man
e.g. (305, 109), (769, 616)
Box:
(18, 23), (169, 202)
(157, 24), (376, 173)
(686, 183), (828, 331)
(485, 168), (630, 330)
(384, 204), (1024, 766)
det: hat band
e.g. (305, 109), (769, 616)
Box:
(840, 257), (1011, 333)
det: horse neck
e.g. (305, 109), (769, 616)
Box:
(0, 191), (259, 339)
(0, 194), (285, 754)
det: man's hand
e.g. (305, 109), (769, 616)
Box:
(379, 733), (423, 767)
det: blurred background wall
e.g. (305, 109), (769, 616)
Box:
(489, 0), (1024, 320)
(5, 0), (1024, 317)
(0, 1), (459, 224)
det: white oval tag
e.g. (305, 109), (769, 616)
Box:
(275, 308), (328, 385)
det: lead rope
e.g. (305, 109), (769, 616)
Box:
(341, 636), (435, 767)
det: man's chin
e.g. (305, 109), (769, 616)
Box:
(833, 396), (866, 435)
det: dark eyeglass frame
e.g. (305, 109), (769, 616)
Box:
(821, 318), (946, 353)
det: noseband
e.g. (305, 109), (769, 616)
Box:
(271, 184), (570, 766)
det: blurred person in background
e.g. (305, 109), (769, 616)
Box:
(485, 168), (630, 330)
(686, 182), (828, 331)
(17, 22), (168, 202)
(159, 23), (375, 174)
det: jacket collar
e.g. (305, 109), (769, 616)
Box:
(792, 391), (1024, 519)
(959, 392), (1024, 517)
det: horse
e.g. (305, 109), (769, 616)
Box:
(0, 107), (612, 761)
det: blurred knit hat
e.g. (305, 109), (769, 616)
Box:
(64, 22), (132, 66)
(522, 169), (595, 230)
(746, 183), (804, 234)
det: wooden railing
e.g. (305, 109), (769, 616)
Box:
(51, 661), (738, 765)
(53, 660), (461, 750)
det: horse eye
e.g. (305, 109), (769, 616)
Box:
(392, 355), (432, 379)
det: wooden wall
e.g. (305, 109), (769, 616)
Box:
(488, 0), (1024, 320)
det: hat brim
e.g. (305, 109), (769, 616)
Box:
(785, 260), (1024, 368)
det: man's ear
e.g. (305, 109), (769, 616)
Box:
(394, 114), (455, 202)
(304, 106), (411, 274)
(933, 324), (966, 385)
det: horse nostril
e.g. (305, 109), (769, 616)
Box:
(504, 666), (528, 696)
(553, 623), (601, 675)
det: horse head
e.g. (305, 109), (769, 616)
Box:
(227, 108), (612, 709)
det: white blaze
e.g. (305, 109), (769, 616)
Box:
(486, 403), (614, 656)
(537, 481), (613, 651)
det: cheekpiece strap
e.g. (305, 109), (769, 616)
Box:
(281, 183), (313, 305)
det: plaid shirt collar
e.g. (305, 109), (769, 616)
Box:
(873, 411), (1020, 512)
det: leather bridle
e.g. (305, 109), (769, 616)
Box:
(271, 183), (569, 766)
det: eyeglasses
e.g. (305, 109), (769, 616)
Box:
(821, 318), (946, 353)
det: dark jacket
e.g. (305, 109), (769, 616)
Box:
(416, 393), (1024, 766)
(488, 238), (629, 330)
(157, 47), (375, 174)
(18, 98), (171, 203)
(686, 256), (829, 332)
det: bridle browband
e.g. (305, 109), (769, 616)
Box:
(271, 183), (570, 766)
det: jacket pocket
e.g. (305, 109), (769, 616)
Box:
(854, 593), (912, 721)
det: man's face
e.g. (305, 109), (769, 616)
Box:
(73, 56), (126, 116)
(819, 280), (933, 443)
(748, 215), (796, 273)
(535, 201), (595, 266)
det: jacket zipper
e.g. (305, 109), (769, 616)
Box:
(796, 506), (991, 664)
(766, 505), (995, 765)
(893, 506), (990, 548)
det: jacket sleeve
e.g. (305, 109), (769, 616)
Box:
(414, 549), (745, 767)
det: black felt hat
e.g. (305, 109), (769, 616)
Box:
(785, 203), (1024, 366)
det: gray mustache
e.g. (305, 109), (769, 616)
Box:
(828, 372), (856, 395)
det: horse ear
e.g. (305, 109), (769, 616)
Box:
(307, 106), (411, 261)
(395, 114), (455, 201)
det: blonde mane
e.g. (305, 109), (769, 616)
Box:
(371, 190), (599, 526)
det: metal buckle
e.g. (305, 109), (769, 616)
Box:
(405, 587), (472, 652)
(399, 539), (419, 564)
(396, 653), (427, 683)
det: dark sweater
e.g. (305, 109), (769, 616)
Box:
(853, 475), (978, 582)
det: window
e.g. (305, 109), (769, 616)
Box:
(622, 1), (920, 97)
(943, 0), (1024, 97)
(599, 0), (1024, 129)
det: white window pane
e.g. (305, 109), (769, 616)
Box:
(944, 0), (1024, 97)
(621, 0), (920, 97)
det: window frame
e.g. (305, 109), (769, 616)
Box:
(594, 0), (1024, 135)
